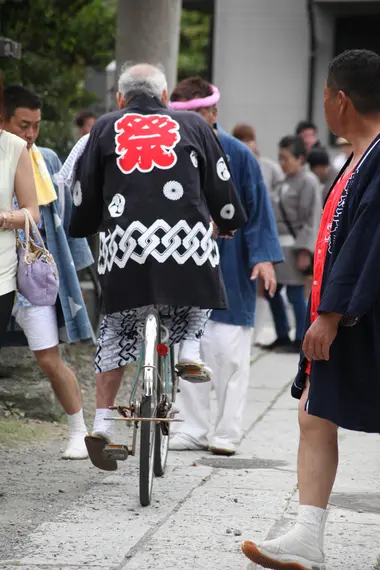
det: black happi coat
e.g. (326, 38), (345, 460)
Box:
(292, 135), (380, 433)
(69, 94), (246, 314)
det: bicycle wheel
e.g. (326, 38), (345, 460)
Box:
(154, 346), (178, 476)
(153, 347), (170, 477)
(139, 308), (159, 507)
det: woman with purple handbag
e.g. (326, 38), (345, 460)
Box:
(3, 85), (94, 461)
(0, 78), (39, 345)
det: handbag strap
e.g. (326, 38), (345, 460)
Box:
(21, 208), (49, 258)
(278, 185), (297, 240)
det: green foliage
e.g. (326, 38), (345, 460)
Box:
(0, 0), (116, 158)
(179, 10), (212, 81)
(0, 2), (211, 157)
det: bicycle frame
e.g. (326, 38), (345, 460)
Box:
(106, 310), (179, 461)
(141, 312), (159, 398)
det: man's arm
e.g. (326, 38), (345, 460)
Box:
(241, 151), (283, 296)
(69, 125), (104, 238)
(198, 122), (246, 233)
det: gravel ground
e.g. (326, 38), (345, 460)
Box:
(0, 344), (136, 561)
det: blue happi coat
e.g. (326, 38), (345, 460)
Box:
(5, 147), (95, 346)
(292, 135), (380, 433)
(211, 128), (283, 327)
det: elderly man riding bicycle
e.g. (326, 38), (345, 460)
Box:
(68, 63), (246, 471)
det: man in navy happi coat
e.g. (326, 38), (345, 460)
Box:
(169, 77), (283, 455)
(243, 49), (380, 570)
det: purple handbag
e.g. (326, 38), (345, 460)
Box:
(17, 208), (59, 306)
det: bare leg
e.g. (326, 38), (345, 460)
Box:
(242, 380), (336, 569)
(34, 346), (82, 415)
(86, 367), (126, 471)
(298, 381), (339, 508)
(96, 368), (125, 408)
(177, 308), (212, 382)
(92, 367), (125, 440)
(34, 346), (88, 459)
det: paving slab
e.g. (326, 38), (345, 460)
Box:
(2, 341), (380, 570)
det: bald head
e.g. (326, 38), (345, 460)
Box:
(117, 63), (168, 108)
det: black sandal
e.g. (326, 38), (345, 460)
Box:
(85, 434), (117, 471)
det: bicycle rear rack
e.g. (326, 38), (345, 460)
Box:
(105, 417), (182, 422)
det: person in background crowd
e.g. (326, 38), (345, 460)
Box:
(0, 78), (39, 345)
(232, 123), (284, 300)
(232, 123), (284, 193)
(75, 110), (97, 137)
(307, 147), (340, 201)
(259, 135), (321, 353)
(242, 47), (380, 570)
(333, 136), (353, 171)
(3, 86), (95, 460)
(168, 77), (283, 455)
(296, 120), (321, 154)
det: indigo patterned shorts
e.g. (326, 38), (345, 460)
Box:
(95, 305), (210, 373)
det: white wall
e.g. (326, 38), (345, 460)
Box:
(213, 0), (310, 160)
(313, 6), (335, 147)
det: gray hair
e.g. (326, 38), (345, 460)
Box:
(118, 63), (168, 100)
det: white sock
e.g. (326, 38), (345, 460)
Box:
(178, 339), (202, 364)
(297, 505), (327, 551)
(259, 505), (327, 563)
(67, 409), (87, 438)
(93, 408), (116, 439)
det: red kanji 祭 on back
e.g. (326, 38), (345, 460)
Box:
(115, 113), (181, 174)
(70, 93), (246, 315)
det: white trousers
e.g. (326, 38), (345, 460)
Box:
(172, 320), (252, 449)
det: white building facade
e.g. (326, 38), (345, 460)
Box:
(212, 0), (380, 159)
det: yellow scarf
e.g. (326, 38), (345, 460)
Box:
(30, 145), (57, 206)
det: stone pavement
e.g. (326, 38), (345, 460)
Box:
(2, 302), (380, 570)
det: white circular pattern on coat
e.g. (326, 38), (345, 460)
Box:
(108, 193), (126, 218)
(163, 180), (184, 201)
(190, 150), (198, 168)
(216, 157), (231, 181)
(73, 181), (82, 207)
(220, 204), (235, 220)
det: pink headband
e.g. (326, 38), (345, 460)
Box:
(168, 84), (220, 111)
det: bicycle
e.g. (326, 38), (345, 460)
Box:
(102, 307), (180, 507)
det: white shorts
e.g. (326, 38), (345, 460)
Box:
(12, 304), (59, 352)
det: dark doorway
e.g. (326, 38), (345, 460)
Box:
(329, 13), (380, 144)
(334, 15), (380, 56)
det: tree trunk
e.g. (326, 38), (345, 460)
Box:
(116, 0), (182, 95)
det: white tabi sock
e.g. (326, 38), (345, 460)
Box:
(62, 409), (88, 459)
(67, 408), (87, 438)
(178, 339), (202, 364)
(93, 408), (117, 442)
(256, 505), (328, 566)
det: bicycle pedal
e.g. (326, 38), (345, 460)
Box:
(103, 444), (129, 461)
(179, 369), (210, 384)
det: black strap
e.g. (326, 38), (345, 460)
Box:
(278, 184), (296, 240)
